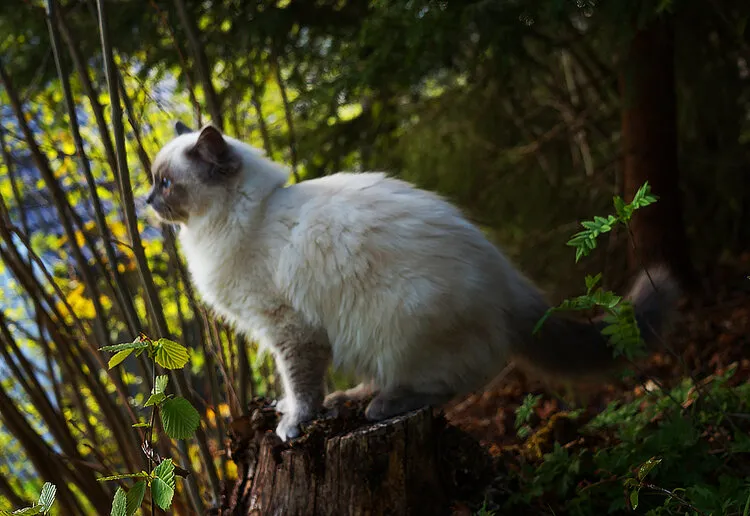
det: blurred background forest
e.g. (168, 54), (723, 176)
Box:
(1, 0), (749, 514)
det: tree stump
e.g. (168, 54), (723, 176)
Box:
(212, 398), (492, 515)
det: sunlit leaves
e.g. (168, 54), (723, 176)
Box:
(0, 482), (57, 516)
(100, 337), (149, 353)
(153, 375), (169, 395)
(108, 349), (132, 369)
(101, 336), (150, 369)
(151, 459), (176, 510)
(153, 338), (190, 369)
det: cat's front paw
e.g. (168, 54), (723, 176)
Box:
(275, 397), (289, 414)
(275, 411), (305, 441)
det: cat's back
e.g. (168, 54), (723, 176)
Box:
(275, 171), (510, 320)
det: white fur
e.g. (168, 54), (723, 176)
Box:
(156, 132), (545, 440)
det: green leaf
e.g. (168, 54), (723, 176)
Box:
(100, 338), (149, 353)
(515, 394), (541, 429)
(110, 488), (127, 516)
(144, 392), (167, 407)
(153, 375), (169, 395)
(8, 506), (43, 515)
(585, 273), (602, 293)
(125, 480), (146, 516)
(98, 472), (150, 483)
(154, 339), (190, 369)
(108, 349), (133, 369)
(161, 397), (200, 439)
(131, 422), (150, 428)
(629, 488), (639, 510)
(154, 459), (176, 490)
(637, 457), (662, 481)
(151, 478), (174, 510)
(37, 482), (56, 513)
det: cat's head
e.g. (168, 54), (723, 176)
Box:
(147, 122), (241, 224)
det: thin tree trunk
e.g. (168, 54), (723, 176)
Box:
(173, 0), (223, 129)
(620, 16), (694, 288)
(271, 50), (301, 182)
(95, 1), (217, 510)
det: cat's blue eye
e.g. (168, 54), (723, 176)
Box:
(160, 177), (172, 189)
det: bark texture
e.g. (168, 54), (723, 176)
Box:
(211, 399), (491, 515)
(620, 16), (694, 288)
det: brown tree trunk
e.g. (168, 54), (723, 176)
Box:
(620, 16), (694, 288)
(213, 400), (491, 515)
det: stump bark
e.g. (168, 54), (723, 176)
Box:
(213, 399), (491, 516)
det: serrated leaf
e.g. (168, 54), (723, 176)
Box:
(151, 478), (174, 510)
(125, 480), (146, 516)
(144, 393), (167, 407)
(154, 339), (190, 369)
(37, 482), (56, 513)
(153, 375), (169, 395)
(110, 488), (127, 516)
(585, 273), (602, 292)
(98, 472), (150, 482)
(108, 349), (133, 369)
(9, 506), (43, 515)
(161, 398), (200, 439)
(154, 459), (176, 490)
(637, 457), (662, 480)
(100, 339), (149, 353)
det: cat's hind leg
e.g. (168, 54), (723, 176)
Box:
(323, 381), (377, 409)
(364, 386), (455, 421)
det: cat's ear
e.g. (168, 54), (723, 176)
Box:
(192, 125), (228, 163)
(189, 125), (238, 181)
(175, 121), (193, 136)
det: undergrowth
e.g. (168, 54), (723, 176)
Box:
(477, 183), (750, 515)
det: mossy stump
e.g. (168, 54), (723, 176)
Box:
(213, 398), (491, 515)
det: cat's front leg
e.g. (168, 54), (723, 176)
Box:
(267, 319), (330, 441)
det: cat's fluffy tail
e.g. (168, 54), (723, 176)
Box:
(511, 268), (680, 378)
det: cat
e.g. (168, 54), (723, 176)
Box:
(146, 122), (678, 441)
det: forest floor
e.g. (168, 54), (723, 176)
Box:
(444, 257), (750, 514)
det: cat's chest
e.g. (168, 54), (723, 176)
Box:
(181, 234), (273, 320)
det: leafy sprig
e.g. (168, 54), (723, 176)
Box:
(567, 182), (658, 262)
(98, 334), (198, 514)
(0, 482), (56, 516)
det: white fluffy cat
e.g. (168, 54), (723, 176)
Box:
(147, 123), (677, 441)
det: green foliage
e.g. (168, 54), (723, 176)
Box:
(153, 339), (191, 370)
(535, 185), (656, 359)
(0, 482), (56, 516)
(99, 335), (197, 513)
(567, 182), (658, 262)
(151, 460), (176, 510)
(161, 398), (201, 440)
(499, 188), (750, 515)
(515, 394), (541, 439)
(125, 481), (146, 516)
(504, 373), (750, 515)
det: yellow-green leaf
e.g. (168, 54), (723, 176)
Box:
(154, 339), (189, 369)
(108, 349), (133, 369)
